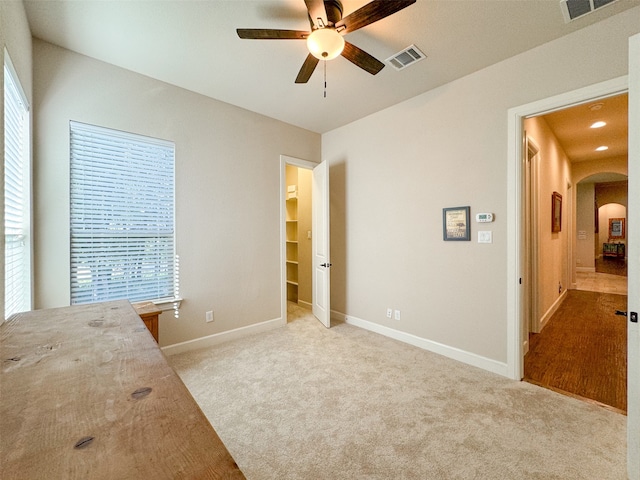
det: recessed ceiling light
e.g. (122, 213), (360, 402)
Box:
(590, 121), (606, 128)
(595, 146), (609, 151)
(589, 103), (604, 111)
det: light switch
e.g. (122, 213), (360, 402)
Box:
(478, 231), (492, 244)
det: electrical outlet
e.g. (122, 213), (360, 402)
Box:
(206, 310), (214, 323)
(394, 310), (401, 321)
(386, 308), (393, 319)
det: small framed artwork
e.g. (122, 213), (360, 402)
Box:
(609, 218), (625, 239)
(552, 192), (562, 233)
(443, 206), (471, 241)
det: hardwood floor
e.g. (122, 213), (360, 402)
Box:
(524, 289), (627, 413)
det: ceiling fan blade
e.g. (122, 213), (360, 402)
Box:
(304, 0), (328, 29)
(335, 0), (416, 34)
(295, 54), (320, 83)
(341, 41), (384, 75)
(237, 29), (309, 40)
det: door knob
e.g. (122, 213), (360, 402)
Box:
(320, 263), (333, 268)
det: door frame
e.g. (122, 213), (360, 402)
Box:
(523, 134), (540, 347)
(627, 32), (640, 479)
(506, 75), (628, 381)
(279, 155), (320, 322)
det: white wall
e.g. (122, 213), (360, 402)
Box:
(323, 7), (640, 366)
(32, 40), (321, 346)
(1, 1), (33, 322)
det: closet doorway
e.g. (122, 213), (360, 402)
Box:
(280, 155), (332, 327)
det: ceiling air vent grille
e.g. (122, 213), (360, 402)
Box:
(386, 45), (426, 71)
(560, 0), (618, 22)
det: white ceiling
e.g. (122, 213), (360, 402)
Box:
(23, 0), (640, 134)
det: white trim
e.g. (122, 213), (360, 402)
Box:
(3, 48), (29, 110)
(627, 32), (640, 480)
(538, 289), (567, 332)
(507, 76), (628, 381)
(576, 266), (596, 273)
(154, 297), (183, 312)
(332, 310), (509, 378)
(162, 316), (285, 356)
(298, 299), (312, 310)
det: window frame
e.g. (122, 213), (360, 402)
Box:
(3, 50), (32, 321)
(69, 121), (179, 311)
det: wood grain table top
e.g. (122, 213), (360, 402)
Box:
(1, 300), (245, 479)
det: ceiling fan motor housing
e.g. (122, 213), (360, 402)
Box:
(320, 0), (344, 27)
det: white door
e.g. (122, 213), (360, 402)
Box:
(627, 32), (640, 480)
(312, 160), (331, 327)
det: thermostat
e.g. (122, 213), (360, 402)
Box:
(476, 213), (494, 223)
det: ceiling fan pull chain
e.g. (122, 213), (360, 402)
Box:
(324, 60), (327, 98)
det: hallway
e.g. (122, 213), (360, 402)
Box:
(525, 271), (627, 413)
(575, 270), (627, 295)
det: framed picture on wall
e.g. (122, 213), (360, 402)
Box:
(443, 206), (471, 241)
(609, 218), (625, 239)
(552, 192), (562, 233)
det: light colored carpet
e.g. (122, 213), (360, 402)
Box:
(169, 304), (626, 480)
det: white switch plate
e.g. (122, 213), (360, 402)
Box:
(206, 310), (214, 322)
(478, 231), (492, 244)
(394, 310), (401, 321)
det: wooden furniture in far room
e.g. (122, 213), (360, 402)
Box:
(133, 300), (161, 342)
(603, 242), (625, 259)
(0, 301), (245, 480)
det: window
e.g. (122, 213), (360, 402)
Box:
(4, 54), (31, 320)
(70, 121), (177, 308)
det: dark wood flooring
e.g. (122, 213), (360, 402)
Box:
(596, 257), (627, 276)
(524, 289), (627, 413)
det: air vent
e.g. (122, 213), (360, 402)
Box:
(386, 45), (426, 71)
(560, 0), (618, 22)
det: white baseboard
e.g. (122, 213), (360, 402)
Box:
(162, 316), (285, 356)
(331, 310), (509, 378)
(538, 289), (567, 331)
(576, 267), (596, 273)
(297, 300), (312, 310)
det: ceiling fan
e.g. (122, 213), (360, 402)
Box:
(237, 0), (416, 83)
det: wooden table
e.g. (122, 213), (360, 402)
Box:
(0, 300), (245, 479)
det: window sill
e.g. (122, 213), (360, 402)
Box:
(153, 297), (183, 312)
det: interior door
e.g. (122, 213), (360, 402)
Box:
(627, 32), (640, 480)
(312, 160), (330, 327)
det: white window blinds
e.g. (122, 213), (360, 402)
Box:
(4, 58), (31, 320)
(70, 121), (176, 305)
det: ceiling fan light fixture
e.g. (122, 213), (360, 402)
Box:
(307, 28), (344, 60)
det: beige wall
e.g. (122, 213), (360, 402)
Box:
(573, 156), (627, 183)
(576, 183), (596, 270)
(1, 0), (33, 322)
(32, 40), (321, 346)
(323, 7), (640, 364)
(524, 116), (572, 330)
